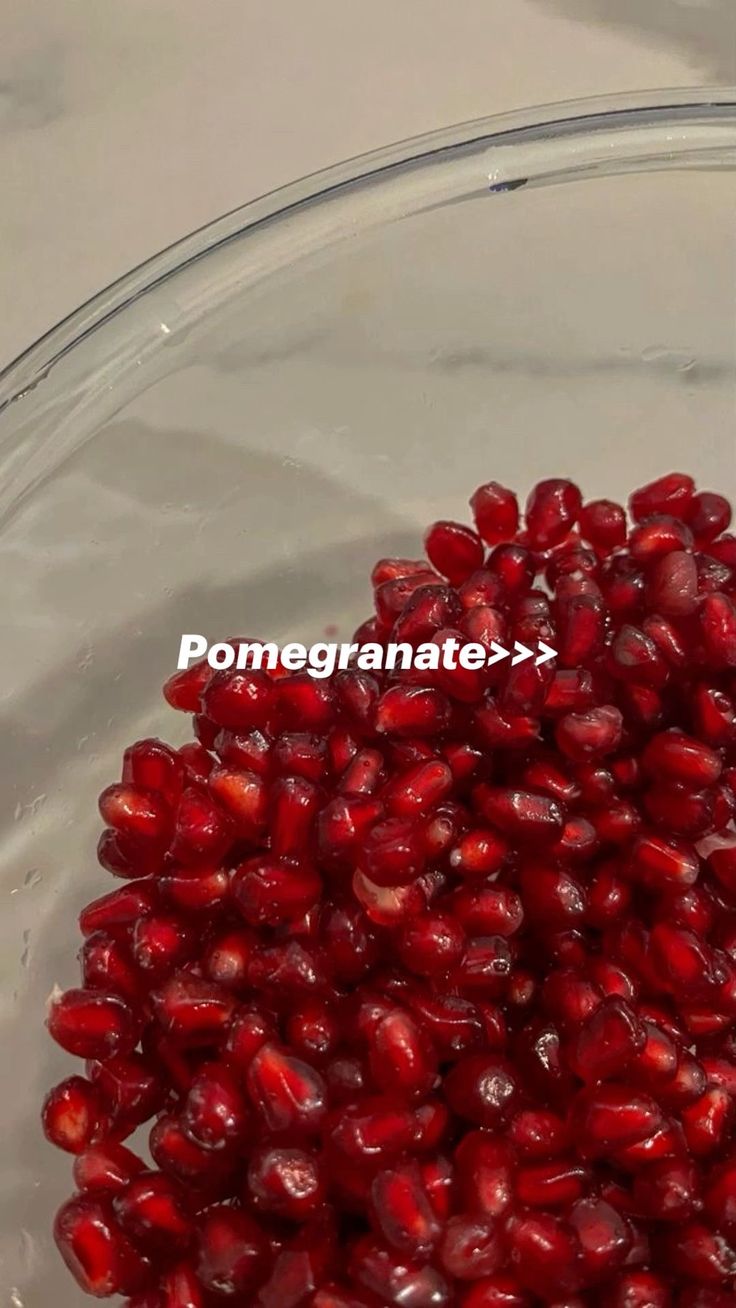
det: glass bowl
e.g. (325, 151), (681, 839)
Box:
(1, 89), (736, 1306)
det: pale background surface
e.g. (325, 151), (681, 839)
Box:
(2, 0), (736, 368)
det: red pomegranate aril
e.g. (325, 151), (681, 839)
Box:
(630, 514), (694, 562)
(151, 974), (237, 1046)
(158, 1261), (204, 1307)
(700, 592), (736, 667)
(273, 672), (335, 731)
(164, 660), (213, 713)
(339, 747), (385, 796)
(573, 1085), (664, 1156)
(200, 668), (274, 730)
(634, 1156), (702, 1222)
(350, 1237), (450, 1306)
(369, 1158), (442, 1257)
(452, 886), (523, 940)
(114, 1171), (193, 1254)
(353, 870), (427, 926)
(80, 930), (143, 1005)
(424, 520), (485, 586)
(396, 912), (465, 977)
(629, 471), (695, 521)
(443, 1053), (518, 1127)
(682, 1087), (734, 1157)
(42, 1076), (109, 1155)
(449, 828), (509, 880)
(97, 828), (163, 880)
(48, 988), (138, 1061)
(357, 816), (426, 888)
(131, 915), (195, 980)
(318, 795), (384, 867)
(437, 1212), (504, 1280)
(74, 1142), (146, 1195)
(572, 997), (645, 1084)
(99, 783), (171, 845)
(122, 738), (184, 807)
(54, 1194), (152, 1298)
(149, 1114), (231, 1188)
(286, 1000), (340, 1064)
(375, 685), (451, 737)
(393, 586), (464, 649)
(246, 1043), (327, 1136)
(470, 482), (520, 545)
(662, 1221), (736, 1285)
(688, 491), (732, 544)
(232, 855), (321, 926)
(506, 1211), (582, 1297)
(555, 706), (623, 762)
(647, 549), (699, 616)
(196, 1205), (269, 1297)
(579, 499), (627, 552)
(516, 1159), (589, 1208)
(601, 1271), (671, 1308)
(629, 832), (700, 892)
(525, 479), (582, 549)
(247, 1144), (326, 1220)
(181, 1062), (248, 1150)
(383, 758), (453, 818)
(643, 730), (722, 786)
(368, 1010), (437, 1099)
(474, 784), (565, 843)
(569, 1197), (632, 1283)
(89, 1052), (164, 1128)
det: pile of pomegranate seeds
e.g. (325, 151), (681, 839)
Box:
(43, 472), (736, 1306)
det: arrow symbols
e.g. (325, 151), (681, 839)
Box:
(487, 641), (510, 666)
(535, 641), (557, 666)
(488, 640), (558, 667)
(512, 641), (534, 666)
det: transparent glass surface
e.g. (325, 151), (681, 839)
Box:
(1, 90), (735, 1305)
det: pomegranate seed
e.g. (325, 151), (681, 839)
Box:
(369, 1158), (442, 1257)
(149, 1113), (232, 1188)
(629, 471), (695, 521)
(246, 1043), (327, 1136)
(151, 973), (237, 1045)
(368, 1010), (437, 1098)
(506, 1210), (582, 1296)
(555, 705), (623, 762)
(470, 482), (519, 545)
(571, 997), (645, 1083)
(114, 1171), (193, 1254)
(54, 1194), (152, 1297)
(247, 1145), (326, 1220)
(99, 783), (171, 844)
(48, 988), (138, 1060)
(196, 1205), (270, 1296)
(688, 491), (732, 544)
(629, 832), (700, 892)
(579, 499), (627, 552)
(439, 1213), (504, 1280)
(170, 787), (230, 862)
(181, 1062), (249, 1149)
(474, 784), (565, 843)
(74, 1142), (145, 1195)
(159, 863), (230, 913)
(397, 912), (465, 976)
(350, 1236), (450, 1305)
(375, 684), (451, 737)
(42, 1076), (109, 1154)
(525, 479), (582, 549)
(424, 520), (485, 585)
(232, 854), (321, 925)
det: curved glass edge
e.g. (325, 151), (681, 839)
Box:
(1, 86), (735, 412)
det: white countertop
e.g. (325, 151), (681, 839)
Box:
(2, 0), (734, 369)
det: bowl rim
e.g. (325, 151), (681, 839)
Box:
(1, 86), (735, 410)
